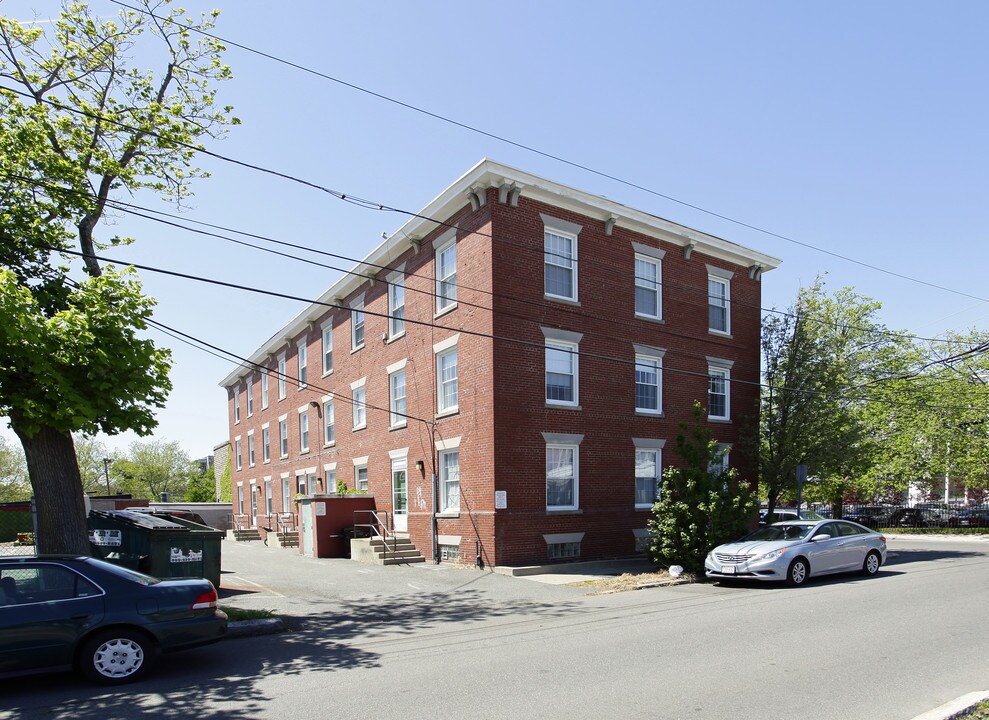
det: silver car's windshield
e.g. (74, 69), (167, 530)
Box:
(743, 525), (812, 542)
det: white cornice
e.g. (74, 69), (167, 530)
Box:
(220, 159), (781, 388)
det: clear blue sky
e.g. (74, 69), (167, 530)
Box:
(5, 1), (989, 460)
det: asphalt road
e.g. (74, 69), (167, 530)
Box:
(2, 536), (987, 720)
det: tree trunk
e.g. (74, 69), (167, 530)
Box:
(12, 421), (90, 555)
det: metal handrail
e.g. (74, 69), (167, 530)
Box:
(352, 509), (398, 559)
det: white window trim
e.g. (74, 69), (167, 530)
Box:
(261, 423), (271, 464)
(277, 352), (287, 400)
(633, 244), (664, 321)
(388, 447), (410, 461)
(542, 432), (583, 512)
(707, 265), (733, 336)
(261, 370), (269, 409)
(434, 230), (458, 316)
(389, 367), (408, 429)
(434, 435), (462, 452)
(438, 446), (460, 513)
(233, 386), (241, 424)
(298, 407), (310, 453)
(350, 294), (366, 351)
(544, 339), (579, 408)
(278, 415), (289, 459)
(633, 442), (663, 510)
(707, 358), (733, 421)
(322, 394), (335, 447)
(436, 347), (459, 417)
(234, 435), (242, 471)
(246, 381), (254, 417)
(542, 213), (582, 303)
(633, 344), (665, 415)
(387, 266), (407, 340)
(297, 339), (308, 388)
(351, 376), (367, 430)
(247, 429), (256, 468)
(321, 318), (334, 377)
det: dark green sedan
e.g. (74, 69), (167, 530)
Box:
(0, 555), (227, 684)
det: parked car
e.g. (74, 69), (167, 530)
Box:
(888, 507), (950, 528)
(758, 508), (826, 526)
(0, 555), (226, 684)
(946, 509), (989, 528)
(124, 507), (213, 527)
(705, 519), (887, 586)
(844, 506), (893, 529)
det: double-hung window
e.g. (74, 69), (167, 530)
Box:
(634, 345), (664, 415)
(353, 457), (369, 492)
(351, 296), (365, 351)
(246, 382), (254, 417)
(633, 439), (665, 509)
(543, 432), (583, 511)
(351, 378), (367, 430)
(323, 397), (335, 446)
(261, 371), (269, 409)
(277, 353), (287, 400)
(434, 335), (459, 416)
(281, 476), (290, 510)
(707, 266), (733, 335)
(262, 425), (271, 464)
(708, 359), (733, 421)
(388, 269), (406, 338)
(247, 431), (255, 467)
(542, 214), (582, 302)
(234, 437), (242, 470)
(298, 407), (309, 453)
(297, 340), (308, 388)
(233, 387), (241, 423)
(543, 329), (582, 407)
(633, 243), (664, 320)
(264, 478), (272, 514)
(321, 320), (333, 375)
(435, 233), (457, 313)
(388, 360), (407, 428)
(278, 417), (288, 458)
(440, 449), (460, 512)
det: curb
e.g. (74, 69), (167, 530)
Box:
(910, 691), (989, 720)
(225, 618), (286, 638)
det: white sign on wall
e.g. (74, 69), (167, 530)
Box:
(494, 491), (507, 510)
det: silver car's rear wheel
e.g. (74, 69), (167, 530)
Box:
(786, 558), (809, 586)
(862, 551), (881, 576)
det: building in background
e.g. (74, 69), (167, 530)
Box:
(219, 159), (780, 567)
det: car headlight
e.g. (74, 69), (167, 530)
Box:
(753, 548), (786, 562)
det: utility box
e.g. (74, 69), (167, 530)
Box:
(297, 495), (376, 558)
(87, 510), (223, 588)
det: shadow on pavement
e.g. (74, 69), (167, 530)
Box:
(0, 589), (582, 720)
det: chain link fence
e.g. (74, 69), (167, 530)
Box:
(0, 502), (35, 556)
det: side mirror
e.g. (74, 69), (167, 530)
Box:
(810, 534), (831, 542)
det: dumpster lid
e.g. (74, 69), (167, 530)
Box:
(92, 509), (190, 530)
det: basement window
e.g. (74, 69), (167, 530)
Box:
(547, 541), (581, 561)
(439, 544), (460, 562)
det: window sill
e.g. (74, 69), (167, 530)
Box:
(323, 442), (335, 449)
(352, 425), (367, 432)
(546, 509), (583, 516)
(389, 423), (408, 432)
(635, 410), (664, 418)
(708, 330), (733, 339)
(351, 344), (365, 354)
(321, 369), (333, 378)
(434, 303), (458, 319)
(299, 450), (310, 456)
(543, 294), (581, 307)
(436, 408), (459, 420)
(708, 417), (731, 424)
(435, 512), (460, 519)
(635, 505), (654, 512)
(385, 331), (406, 344)
(546, 403), (582, 411)
(635, 314), (664, 324)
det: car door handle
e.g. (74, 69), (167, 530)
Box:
(70, 614), (92, 621)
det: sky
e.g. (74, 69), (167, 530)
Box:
(4, 0), (989, 461)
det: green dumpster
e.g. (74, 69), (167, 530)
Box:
(87, 510), (223, 588)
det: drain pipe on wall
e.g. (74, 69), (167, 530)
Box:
(431, 469), (439, 564)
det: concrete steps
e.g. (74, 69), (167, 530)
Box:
(351, 536), (425, 565)
(231, 528), (262, 542)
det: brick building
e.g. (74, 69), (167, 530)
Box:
(219, 159), (780, 567)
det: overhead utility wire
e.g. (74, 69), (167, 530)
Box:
(50, 244), (987, 413)
(4, 168), (975, 350)
(107, 0), (989, 307)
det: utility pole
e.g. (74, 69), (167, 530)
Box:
(103, 457), (111, 496)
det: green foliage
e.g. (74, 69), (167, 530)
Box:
(0, 435), (30, 501)
(334, 479), (368, 495)
(186, 466), (217, 503)
(648, 404), (756, 573)
(114, 439), (192, 501)
(218, 447), (232, 503)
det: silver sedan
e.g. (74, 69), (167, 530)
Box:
(705, 519), (887, 586)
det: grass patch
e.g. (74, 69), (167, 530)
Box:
(569, 570), (695, 593)
(966, 700), (989, 719)
(220, 606), (276, 621)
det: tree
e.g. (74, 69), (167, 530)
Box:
(73, 434), (120, 495)
(758, 279), (902, 515)
(115, 439), (193, 501)
(186, 465), (217, 503)
(0, 2), (237, 552)
(647, 404), (755, 573)
(0, 435), (30, 502)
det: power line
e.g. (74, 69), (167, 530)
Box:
(104, 0), (989, 307)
